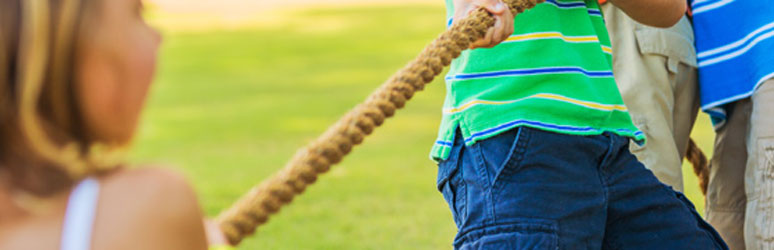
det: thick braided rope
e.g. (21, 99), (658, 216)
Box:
(686, 138), (709, 195)
(216, 0), (544, 245)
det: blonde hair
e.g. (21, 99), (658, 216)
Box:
(0, 0), (122, 196)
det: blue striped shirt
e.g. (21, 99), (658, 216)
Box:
(690, 0), (774, 128)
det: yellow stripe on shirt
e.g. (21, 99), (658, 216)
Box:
(443, 93), (628, 114)
(534, 93), (627, 111)
(601, 45), (612, 54)
(504, 32), (600, 44)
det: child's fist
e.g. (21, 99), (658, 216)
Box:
(453, 0), (514, 49)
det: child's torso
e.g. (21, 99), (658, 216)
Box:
(432, 0), (643, 161)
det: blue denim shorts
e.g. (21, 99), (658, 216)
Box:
(436, 127), (728, 249)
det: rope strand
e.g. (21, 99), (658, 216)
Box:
(216, 0), (544, 244)
(686, 138), (709, 195)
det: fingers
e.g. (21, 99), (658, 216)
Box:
(470, 25), (495, 49)
(491, 15), (505, 45)
(472, 16), (503, 49)
(474, 0), (507, 14)
(454, 0), (515, 49)
(470, 8), (514, 49)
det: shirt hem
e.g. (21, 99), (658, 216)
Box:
(430, 121), (645, 161)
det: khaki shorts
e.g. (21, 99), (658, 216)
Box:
(601, 4), (699, 192)
(707, 78), (774, 250)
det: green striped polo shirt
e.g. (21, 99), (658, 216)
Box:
(431, 0), (645, 161)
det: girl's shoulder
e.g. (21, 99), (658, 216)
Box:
(90, 166), (208, 250)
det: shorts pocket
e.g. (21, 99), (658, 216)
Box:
(456, 219), (559, 250)
(473, 127), (528, 188)
(438, 144), (466, 227)
(634, 19), (697, 72)
(754, 137), (774, 242)
(479, 127), (531, 199)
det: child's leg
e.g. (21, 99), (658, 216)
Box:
(602, 3), (700, 191)
(437, 128), (611, 249)
(743, 79), (774, 250)
(601, 134), (728, 249)
(706, 99), (749, 250)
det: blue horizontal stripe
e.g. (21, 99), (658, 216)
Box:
(446, 67), (613, 81)
(464, 120), (642, 143)
(613, 129), (644, 138)
(465, 120), (595, 143)
(631, 131), (645, 137)
(587, 9), (601, 16)
(435, 140), (453, 147)
(544, 0), (587, 8)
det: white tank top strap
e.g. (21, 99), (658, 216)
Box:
(61, 178), (100, 250)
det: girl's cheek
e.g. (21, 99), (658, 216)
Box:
(127, 26), (160, 81)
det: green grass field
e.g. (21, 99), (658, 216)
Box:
(135, 5), (716, 249)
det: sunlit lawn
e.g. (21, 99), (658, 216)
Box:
(133, 5), (715, 249)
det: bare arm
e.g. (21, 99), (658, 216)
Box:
(93, 168), (208, 250)
(609, 0), (686, 28)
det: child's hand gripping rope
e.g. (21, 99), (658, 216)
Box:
(453, 0), (515, 49)
(215, 0), (544, 245)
